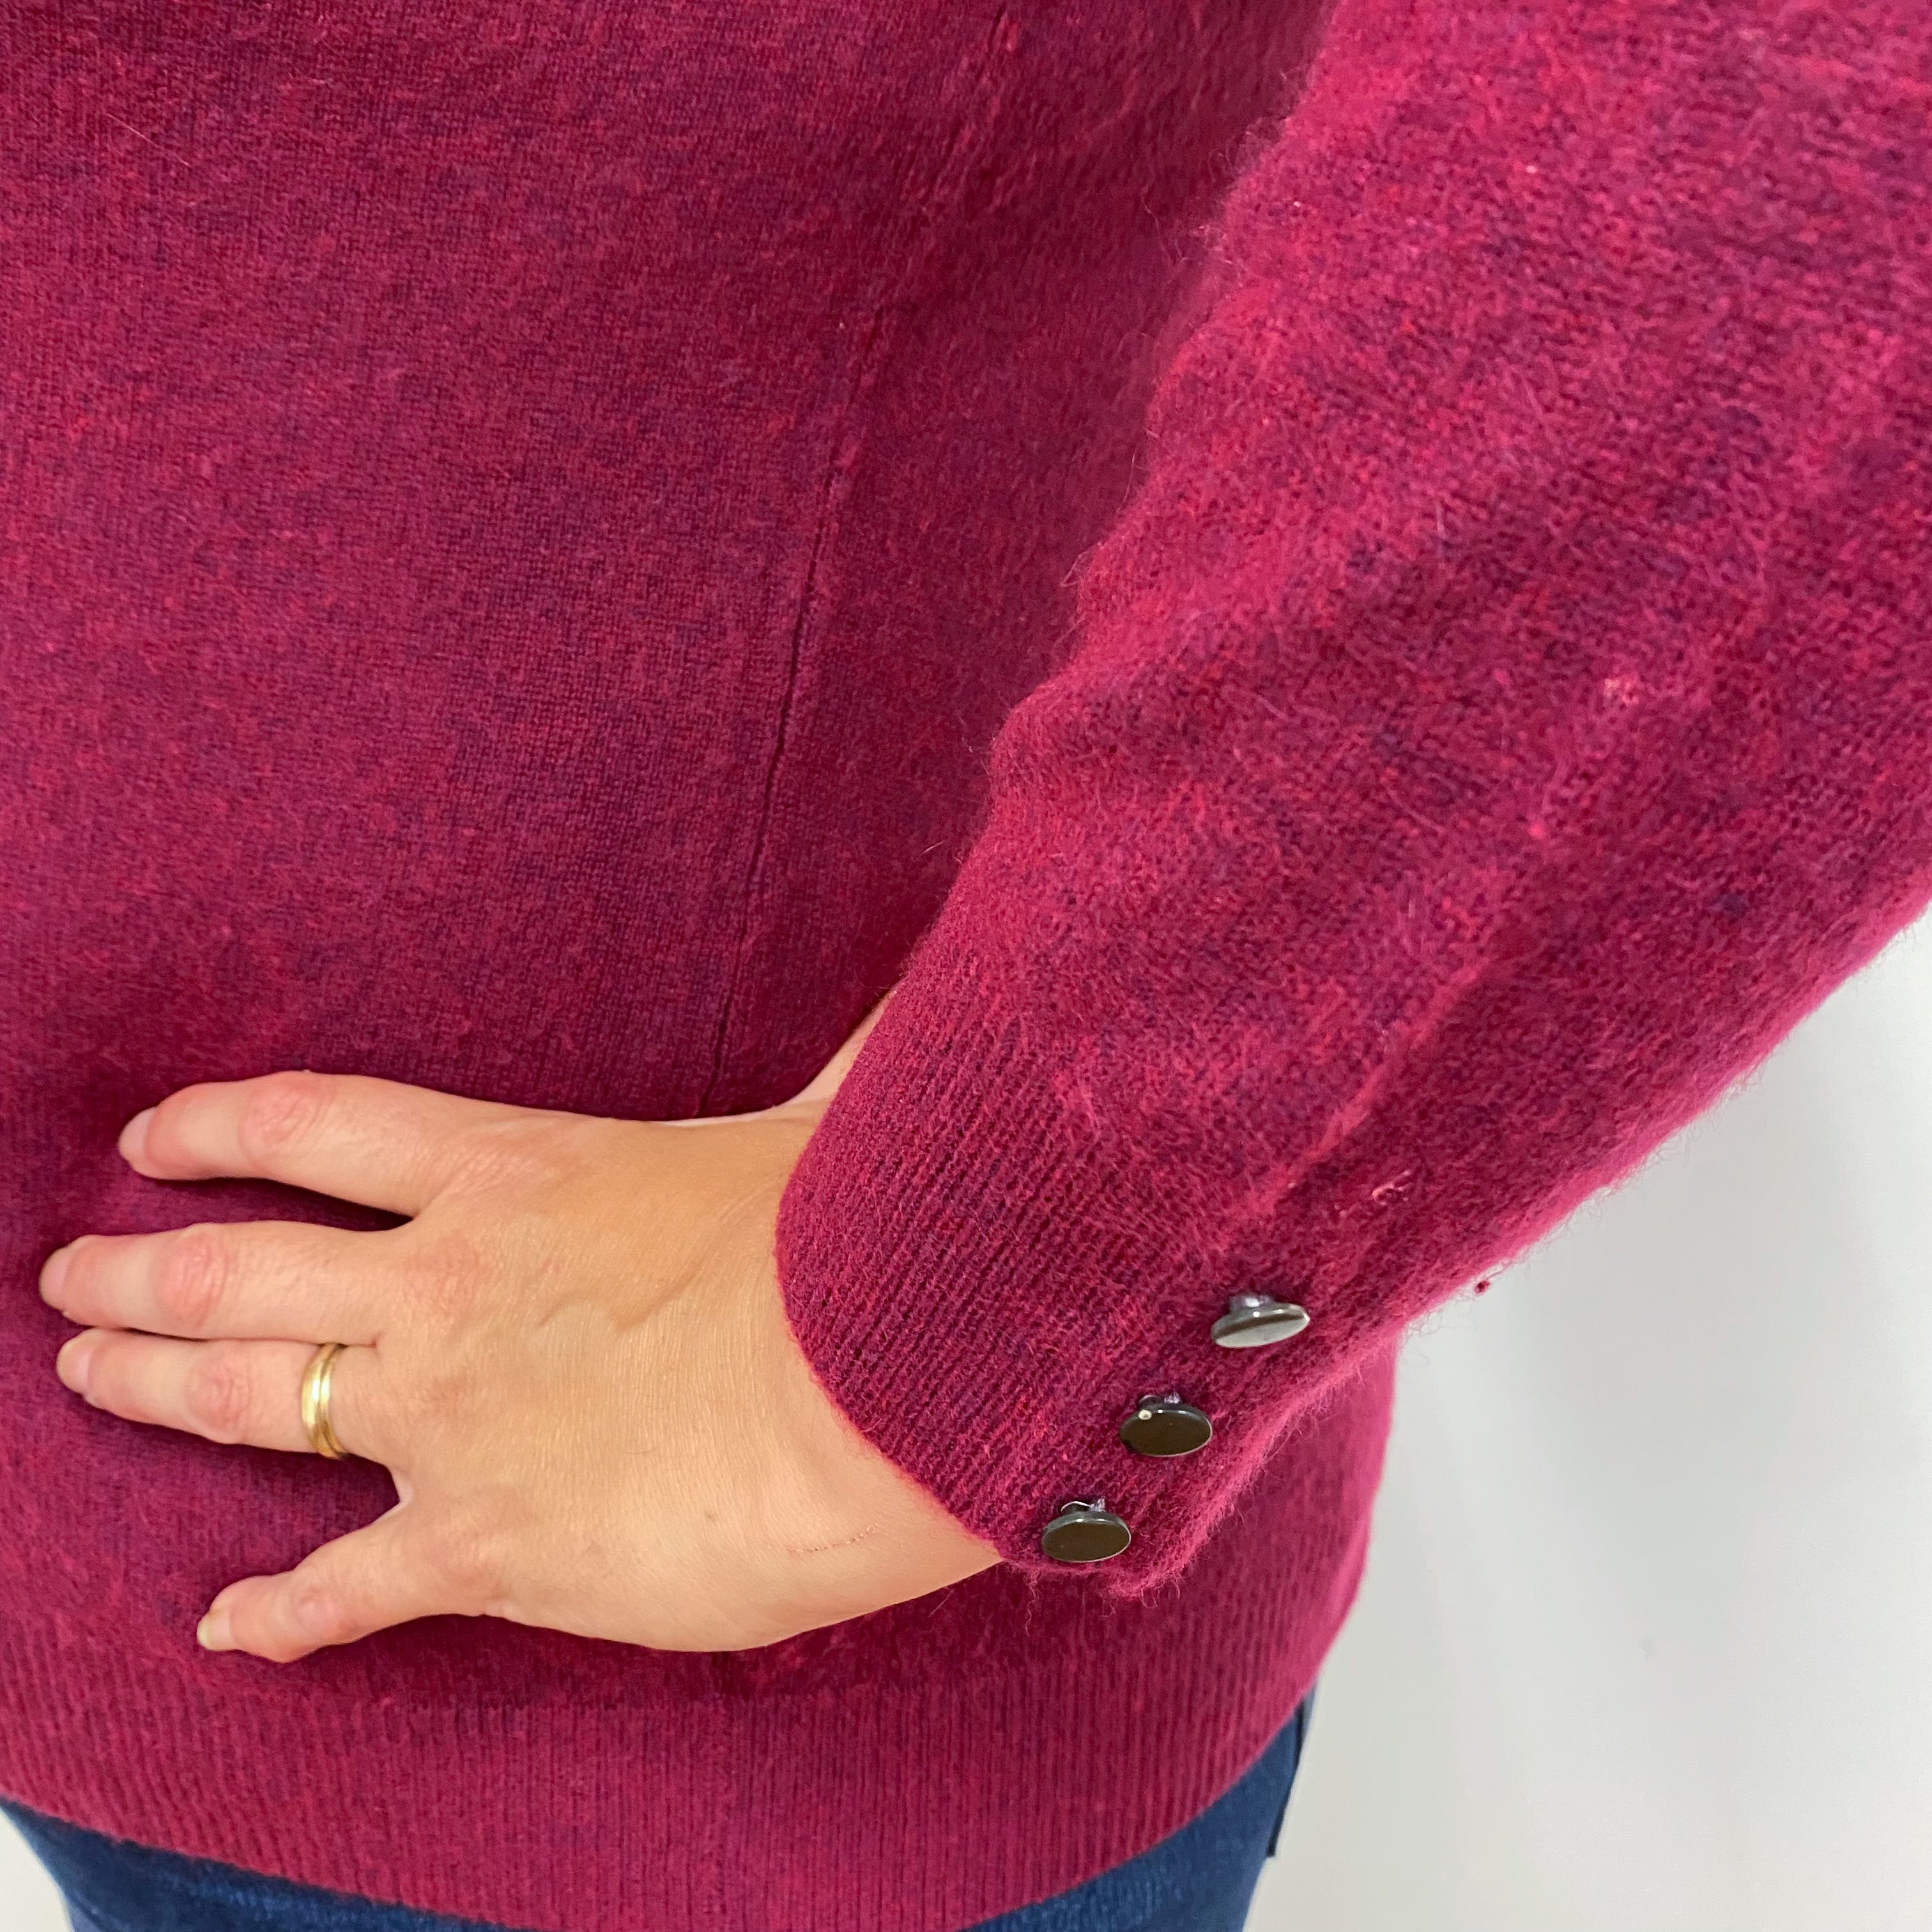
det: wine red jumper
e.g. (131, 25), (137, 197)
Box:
(3, 0), (1927, 1928)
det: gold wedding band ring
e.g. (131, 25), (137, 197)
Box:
(300, 1341), (350, 1460)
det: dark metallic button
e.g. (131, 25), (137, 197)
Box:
(1210, 1292), (1311, 1349)
(1040, 1499), (1131, 1563)
(1119, 1393), (1213, 1457)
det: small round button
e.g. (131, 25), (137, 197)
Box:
(1040, 1499), (1131, 1563)
(1210, 1292), (1311, 1349)
(1119, 1394), (1213, 1457)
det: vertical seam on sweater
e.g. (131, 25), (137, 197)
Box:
(1223, 707), (1654, 1245)
(695, 8), (1020, 1114)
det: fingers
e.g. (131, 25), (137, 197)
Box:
(121, 1071), (530, 1216)
(40, 1222), (402, 1346)
(57, 1330), (396, 1463)
(197, 1505), (500, 1662)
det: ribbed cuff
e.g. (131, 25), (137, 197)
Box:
(775, 942), (1339, 1594)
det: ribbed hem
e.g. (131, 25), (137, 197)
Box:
(0, 1362), (1390, 1932)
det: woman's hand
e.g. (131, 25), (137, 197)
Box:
(37, 1015), (1000, 1663)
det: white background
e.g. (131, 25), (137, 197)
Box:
(1259, 907), (1932, 1931)
(5, 912), (1929, 1931)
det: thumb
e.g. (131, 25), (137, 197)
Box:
(786, 992), (893, 1107)
(195, 1503), (484, 1663)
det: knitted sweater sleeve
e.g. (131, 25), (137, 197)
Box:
(774, 0), (1932, 1595)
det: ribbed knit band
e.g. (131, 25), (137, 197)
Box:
(777, 958), (1378, 1598)
(0, 1372), (1386, 1932)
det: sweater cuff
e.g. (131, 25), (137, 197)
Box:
(774, 944), (1344, 1597)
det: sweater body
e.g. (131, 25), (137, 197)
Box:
(1, 4), (1377, 1929)
(6, 0), (1929, 1926)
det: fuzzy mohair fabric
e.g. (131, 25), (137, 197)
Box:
(3, 0), (1927, 1928)
(781, 0), (1932, 1598)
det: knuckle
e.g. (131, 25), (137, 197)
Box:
(444, 1118), (578, 1199)
(283, 1581), (353, 1650)
(403, 1233), (486, 1328)
(182, 1344), (258, 1441)
(237, 1071), (335, 1165)
(155, 1226), (231, 1333)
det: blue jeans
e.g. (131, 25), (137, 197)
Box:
(2, 1695), (1308, 1932)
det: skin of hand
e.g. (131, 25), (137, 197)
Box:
(36, 1009), (1000, 1664)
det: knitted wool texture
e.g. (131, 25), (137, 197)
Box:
(781, 0), (1932, 1593)
(2, 1), (1928, 1929)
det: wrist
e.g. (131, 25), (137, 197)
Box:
(756, 1238), (998, 1629)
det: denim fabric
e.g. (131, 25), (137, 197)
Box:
(3, 1695), (1309, 1932)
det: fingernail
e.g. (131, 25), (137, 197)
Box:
(118, 1108), (156, 1165)
(40, 1244), (73, 1306)
(197, 1603), (234, 1651)
(56, 1333), (95, 1398)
